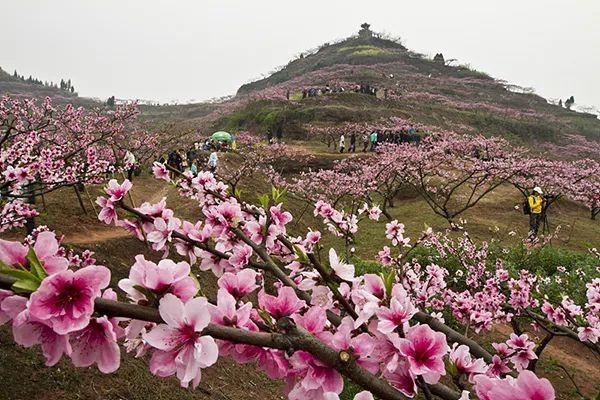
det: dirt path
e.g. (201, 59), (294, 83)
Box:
(64, 185), (170, 245)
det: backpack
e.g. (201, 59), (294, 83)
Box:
(523, 198), (531, 215)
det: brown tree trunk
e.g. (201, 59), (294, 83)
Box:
(25, 182), (37, 235)
(381, 200), (393, 221)
(73, 185), (87, 214)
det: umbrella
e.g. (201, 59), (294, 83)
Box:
(211, 131), (232, 142)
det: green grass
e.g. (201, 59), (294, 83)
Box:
(338, 45), (393, 57)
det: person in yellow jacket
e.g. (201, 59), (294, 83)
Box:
(528, 187), (545, 237)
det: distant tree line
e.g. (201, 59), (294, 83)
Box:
(106, 96), (116, 107)
(557, 96), (575, 110)
(564, 95), (575, 110)
(12, 70), (76, 94)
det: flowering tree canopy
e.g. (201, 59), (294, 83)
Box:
(0, 96), (138, 232)
(285, 130), (600, 224)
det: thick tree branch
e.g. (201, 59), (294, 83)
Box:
(0, 273), (426, 400)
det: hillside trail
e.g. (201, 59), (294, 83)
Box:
(64, 184), (170, 245)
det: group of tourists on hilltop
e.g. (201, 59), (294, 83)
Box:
(338, 126), (421, 153)
(355, 83), (378, 96)
(300, 82), (380, 99)
(302, 84), (347, 98)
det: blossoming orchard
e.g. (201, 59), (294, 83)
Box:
(0, 96), (140, 232)
(0, 90), (598, 400)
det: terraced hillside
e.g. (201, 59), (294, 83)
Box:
(226, 28), (599, 145)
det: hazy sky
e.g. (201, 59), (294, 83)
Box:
(2, 0), (599, 107)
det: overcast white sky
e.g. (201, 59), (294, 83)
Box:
(2, 0), (599, 107)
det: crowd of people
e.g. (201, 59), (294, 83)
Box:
(302, 85), (347, 98)
(157, 140), (225, 178)
(301, 82), (380, 99)
(339, 127), (421, 153)
(354, 83), (378, 96)
(159, 149), (194, 174)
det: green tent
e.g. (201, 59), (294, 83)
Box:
(211, 131), (232, 142)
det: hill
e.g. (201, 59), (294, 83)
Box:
(237, 25), (407, 94)
(225, 25), (600, 145)
(0, 67), (98, 108)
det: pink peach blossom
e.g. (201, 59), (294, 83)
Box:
(258, 287), (306, 320)
(70, 289), (124, 372)
(228, 245), (253, 269)
(0, 290), (16, 325)
(0, 239), (28, 266)
(287, 350), (344, 400)
(96, 196), (118, 224)
(217, 269), (260, 300)
(118, 255), (197, 302)
(146, 216), (182, 251)
(328, 248), (355, 282)
(394, 324), (449, 383)
(208, 289), (253, 328)
(144, 294), (218, 388)
(383, 356), (417, 398)
(376, 287), (416, 334)
(474, 370), (555, 400)
(105, 179), (132, 202)
(270, 204), (293, 227)
(449, 344), (487, 381)
(0, 231), (68, 275)
(70, 315), (121, 373)
(10, 295), (72, 366)
(152, 162), (170, 181)
(29, 265), (111, 334)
